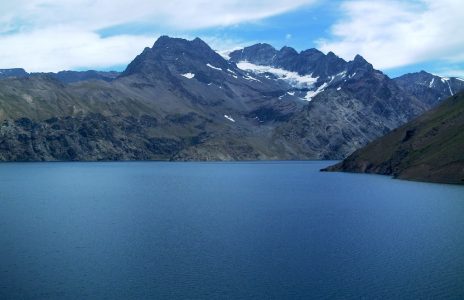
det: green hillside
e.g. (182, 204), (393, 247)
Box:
(323, 91), (464, 185)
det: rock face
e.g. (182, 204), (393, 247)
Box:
(229, 44), (347, 81)
(0, 114), (202, 161)
(394, 70), (464, 106)
(230, 43), (433, 158)
(0, 36), (461, 162)
(323, 91), (464, 185)
(0, 68), (29, 79)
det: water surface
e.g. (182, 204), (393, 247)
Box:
(1, 161), (463, 299)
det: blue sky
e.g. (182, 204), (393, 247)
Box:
(0, 0), (462, 78)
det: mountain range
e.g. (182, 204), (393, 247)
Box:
(0, 36), (463, 161)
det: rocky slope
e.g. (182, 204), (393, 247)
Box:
(323, 91), (464, 185)
(394, 70), (464, 106)
(229, 44), (433, 158)
(0, 36), (462, 161)
(0, 68), (29, 79)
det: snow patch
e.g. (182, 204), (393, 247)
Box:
(224, 115), (235, 122)
(287, 91), (295, 96)
(304, 82), (328, 101)
(337, 87), (342, 91)
(181, 73), (195, 79)
(439, 76), (454, 95)
(207, 63), (222, 71)
(337, 71), (347, 77)
(446, 80), (454, 95)
(237, 61), (318, 88)
(429, 77), (435, 88)
(215, 48), (241, 60)
(243, 74), (261, 82)
(227, 69), (238, 78)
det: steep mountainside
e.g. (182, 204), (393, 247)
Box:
(394, 70), (464, 106)
(323, 92), (464, 185)
(0, 36), (452, 161)
(230, 43), (431, 158)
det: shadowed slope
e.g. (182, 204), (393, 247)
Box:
(323, 91), (464, 184)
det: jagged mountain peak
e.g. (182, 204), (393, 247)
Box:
(122, 36), (229, 77)
(326, 51), (336, 56)
(300, 48), (324, 56)
(245, 43), (276, 51)
(348, 54), (372, 69)
(353, 54), (367, 62)
(279, 46), (298, 55)
(230, 43), (350, 81)
(152, 36), (210, 51)
(229, 43), (278, 65)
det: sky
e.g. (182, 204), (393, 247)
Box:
(0, 0), (462, 78)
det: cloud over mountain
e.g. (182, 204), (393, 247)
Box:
(0, 0), (317, 72)
(318, 0), (464, 70)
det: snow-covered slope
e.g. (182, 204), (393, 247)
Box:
(236, 61), (318, 89)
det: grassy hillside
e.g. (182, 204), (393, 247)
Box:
(323, 91), (464, 185)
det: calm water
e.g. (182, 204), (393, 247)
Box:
(0, 161), (463, 299)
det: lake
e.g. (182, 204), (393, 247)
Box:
(0, 161), (463, 299)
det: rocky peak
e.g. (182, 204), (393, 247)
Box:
(279, 46), (298, 56)
(230, 43), (351, 79)
(300, 48), (324, 56)
(347, 54), (374, 74)
(122, 36), (228, 77)
(229, 43), (277, 65)
(152, 36), (210, 52)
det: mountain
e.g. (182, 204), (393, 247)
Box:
(0, 68), (28, 79)
(230, 43), (431, 158)
(394, 70), (464, 106)
(0, 68), (119, 83)
(0, 37), (301, 161)
(323, 91), (464, 185)
(229, 43), (346, 82)
(0, 36), (448, 161)
(48, 70), (120, 83)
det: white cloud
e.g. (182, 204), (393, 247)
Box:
(434, 69), (464, 79)
(0, 27), (154, 72)
(0, 0), (317, 71)
(317, 0), (464, 70)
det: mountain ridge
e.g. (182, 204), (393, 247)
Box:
(0, 36), (463, 161)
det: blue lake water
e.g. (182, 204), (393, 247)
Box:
(0, 161), (463, 299)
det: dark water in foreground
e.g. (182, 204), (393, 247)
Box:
(0, 161), (463, 299)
